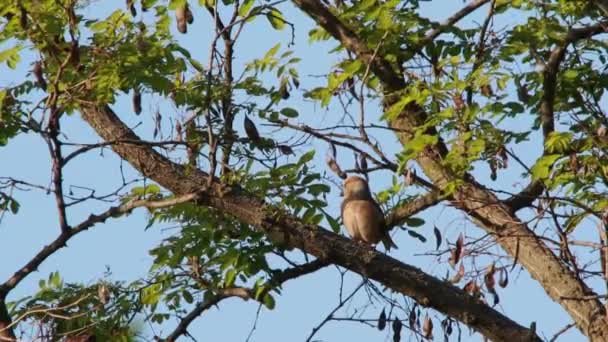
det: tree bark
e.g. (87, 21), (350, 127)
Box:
(288, 0), (608, 339)
(77, 104), (540, 342)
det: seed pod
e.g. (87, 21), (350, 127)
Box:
(499, 267), (508, 288)
(515, 77), (530, 103)
(480, 84), (493, 97)
(33, 61), (47, 90)
(98, 284), (110, 304)
(175, 120), (183, 142)
(126, 0), (136, 16)
(278, 144), (294, 155)
(244, 116), (261, 142)
(449, 263), (464, 284)
(326, 157), (346, 179)
(422, 315), (433, 339)
(359, 154), (367, 171)
(176, 5), (188, 33)
(377, 308), (387, 331)
(392, 317), (402, 342)
(133, 89), (142, 115)
(19, 5), (28, 30)
(597, 125), (607, 138)
(405, 168), (415, 186)
(452, 92), (464, 111)
(185, 4), (194, 24)
(279, 82), (290, 99)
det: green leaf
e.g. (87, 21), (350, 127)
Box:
(407, 230), (426, 243)
(0, 44), (23, 69)
(239, 0), (255, 17)
(263, 293), (275, 309)
(298, 150), (315, 165)
(530, 154), (562, 180)
(224, 269), (237, 287)
(280, 107), (298, 118)
(182, 290), (194, 304)
(266, 8), (285, 30)
(405, 217), (425, 227)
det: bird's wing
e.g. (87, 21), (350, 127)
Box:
(341, 198), (361, 240)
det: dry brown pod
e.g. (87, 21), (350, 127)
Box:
(132, 89), (142, 115)
(19, 5), (28, 30)
(185, 4), (194, 24)
(97, 284), (110, 304)
(176, 6), (188, 33)
(33, 61), (47, 90)
(244, 116), (261, 142)
(422, 315), (433, 339)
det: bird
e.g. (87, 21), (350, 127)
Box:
(341, 176), (398, 250)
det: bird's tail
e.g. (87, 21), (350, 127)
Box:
(381, 233), (398, 251)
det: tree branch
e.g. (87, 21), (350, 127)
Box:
(385, 191), (442, 229)
(162, 260), (329, 341)
(288, 1), (608, 339)
(410, 0), (491, 57)
(0, 192), (205, 297)
(76, 103), (539, 342)
(506, 21), (608, 211)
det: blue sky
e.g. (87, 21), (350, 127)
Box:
(0, 0), (587, 341)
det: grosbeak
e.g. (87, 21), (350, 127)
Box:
(341, 176), (397, 250)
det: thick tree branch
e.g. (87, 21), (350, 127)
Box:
(76, 103), (539, 342)
(385, 191), (442, 228)
(289, 1), (608, 340)
(506, 21), (608, 211)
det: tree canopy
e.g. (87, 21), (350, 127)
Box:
(2, 0), (608, 341)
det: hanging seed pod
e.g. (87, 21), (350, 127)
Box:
(405, 167), (415, 186)
(326, 157), (347, 179)
(175, 120), (183, 142)
(132, 89), (142, 115)
(497, 146), (508, 169)
(449, 263), (465, 284)
(33, 61), (47, 90)
(359, 154), (367, 172)
(515, 77), (530, 103)
(489, 159), (497, 181)
(452, 92), (465, 111)
(433, 225), (442, 250)
(422, 315), (433, 339)
(176, 5), (188, 33)
(153, 110), (162, 139)
(185, 4), (194, 24)
(244, 116), (261, 143)
(499, 267), (509, 288)
(597, 125), (607, 138)
(392, 317), (402, 342)
(126, 0), (137, 16)
(19, 5), (28, 30)
(345, 77), (359, 100)
(97, 284), (110, 304)
(279, 82), (290, 99)
(480, 84), (493, 97)
(448, 233), (464, 267)
(377, 308), (387, 331)
(569, 153), (579, 172)
(278, 144), (294, 155)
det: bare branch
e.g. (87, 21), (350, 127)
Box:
(385, 191), (443, 229)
